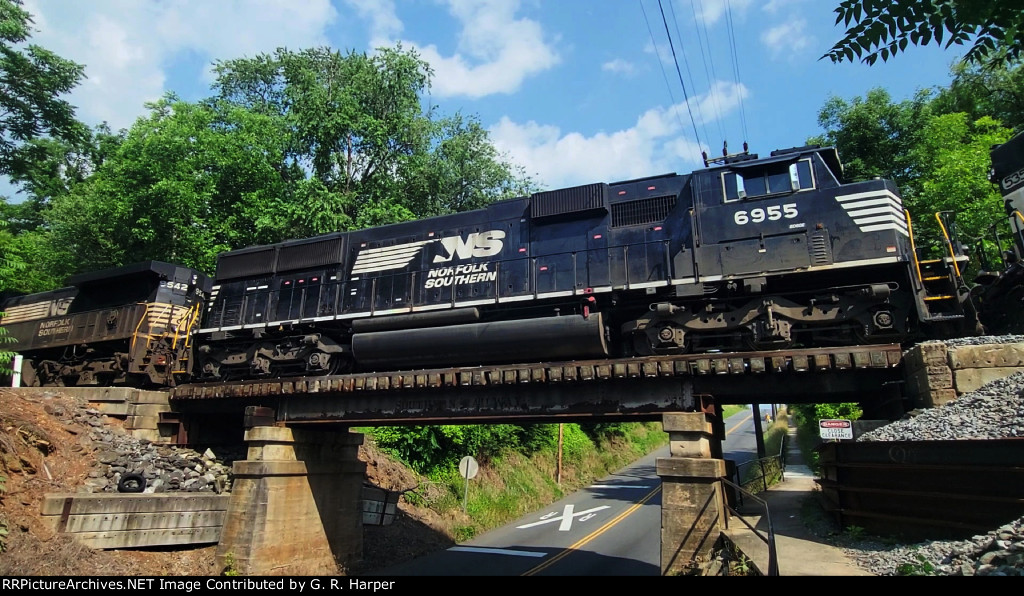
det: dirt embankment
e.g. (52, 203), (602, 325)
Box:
(0, 388), (456, 576)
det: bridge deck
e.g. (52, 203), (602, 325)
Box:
(168, 344), (905, 425)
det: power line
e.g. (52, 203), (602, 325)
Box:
(639, 0), (692, 155)
(655, 0), (703, 154)
(724, 0), (749, 145)
(686, 0), (725, 147)
(667, 0), (711, 150)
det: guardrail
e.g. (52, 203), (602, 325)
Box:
(720, 477), (779, 576)
(734, 435), (786, 496)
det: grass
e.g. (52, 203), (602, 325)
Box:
(401, 421), (670, 540)
(374, 407), (778, 545)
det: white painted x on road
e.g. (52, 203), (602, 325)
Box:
(516, 504), (611, 531)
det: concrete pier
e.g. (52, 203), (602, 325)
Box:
(215, 426), (366, 575)
(657, 412), (727, 575)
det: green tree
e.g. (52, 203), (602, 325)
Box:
(0, 218), (23, 373)
(907, 114), (1012, 267)
(45, 96), (294, 276)
(809, 88), (933, 195)
(810, 87), (1014, 275)
(0, 0), (87, 181)
(930, 61), (1024, 134)
(212, 45), (533, 231)
(823, 0), (1024, 69)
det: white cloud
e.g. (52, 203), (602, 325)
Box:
(392, 0), (560, 99)
(761, 0), (808, 15)
(689, 0), (754, 26)
(23, 0), (337, 131)
(760, 19), (813, 60)
(489, 82), (747, 189)
(345, 0), (402, 46)
(602, 58), (637, 76)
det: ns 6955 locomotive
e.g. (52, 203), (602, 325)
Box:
(193, 144), (979, 381)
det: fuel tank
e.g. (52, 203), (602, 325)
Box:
(351, 312), (608, 369)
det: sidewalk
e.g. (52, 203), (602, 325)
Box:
(721, 427), (873, 576)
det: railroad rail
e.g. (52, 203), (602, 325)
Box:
(166, 344), (906, 426)
(172, 344), (902, 399)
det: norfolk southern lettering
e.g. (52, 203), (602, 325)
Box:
(424, 263), (497, 288)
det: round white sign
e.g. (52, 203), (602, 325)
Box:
(459, 455), (479, 480)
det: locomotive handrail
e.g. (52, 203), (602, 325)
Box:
(905, 209), (925, 290)
(129, 302), (149, 356)
(935, 211), (964, 283)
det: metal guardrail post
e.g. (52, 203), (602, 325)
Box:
(721, 477), (779, 576)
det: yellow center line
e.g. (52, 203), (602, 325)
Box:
(523, 483), (662, 575)
(522, 411), (755, 575)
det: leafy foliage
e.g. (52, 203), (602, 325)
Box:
(211, 45), (534, 234)
(372, 424), (525, 473)
(823, 0), (1024, 69)
(44, 96), (295, 275)
(931, 61), (1024, 134)
(0, 0), (87, 181)
(0, 217), (24, 374)
(810, 88), (932, 191)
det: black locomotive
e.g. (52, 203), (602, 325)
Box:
(972, 130), (1024, 334)
(1, 144), (983, 387)
(193, 144), (978, 381)
(0, 261), (212, 387)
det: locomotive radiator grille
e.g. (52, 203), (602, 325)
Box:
(611, 195), (678, 228)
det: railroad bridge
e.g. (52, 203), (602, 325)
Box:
(151, 343), (907, 574)
(166, 343), (906, 432)
(34, 341), (1021, 575)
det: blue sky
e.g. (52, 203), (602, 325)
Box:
(13, 0), (970, 198)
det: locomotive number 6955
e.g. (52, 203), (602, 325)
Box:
(734, 203), (798, 225)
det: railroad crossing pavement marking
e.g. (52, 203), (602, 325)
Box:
(448, 546), (546, 558)
(516, 504), (610, 531)
(524, 484), (662, 576)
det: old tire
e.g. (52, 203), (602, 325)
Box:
(117, 473), (146, 493)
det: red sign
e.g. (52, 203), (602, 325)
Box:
(820, 419), (851, 428)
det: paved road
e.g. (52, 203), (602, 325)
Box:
(368, 406), (771, 576)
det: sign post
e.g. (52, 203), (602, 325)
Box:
(459, 455), (478, 512)
(11, 355), (22, 387)
(819, 419), (853, 441)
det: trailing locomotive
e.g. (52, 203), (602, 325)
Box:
(972, 130), (1024, 334)
(193, 144), (980, 381)
(0, 261), (212, 387)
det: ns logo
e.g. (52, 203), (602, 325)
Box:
(433, 230), (506, 263)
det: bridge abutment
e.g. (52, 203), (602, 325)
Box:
(216, 425), (365, 575)
(657, 412), (727, 575)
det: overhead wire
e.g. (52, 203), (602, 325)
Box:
(655, 0), (704, 155)
(685, 0), (725, 149)
(666, 0), (711, 151)
(639, 0), (694, 157)
(724, 0), (749, 147)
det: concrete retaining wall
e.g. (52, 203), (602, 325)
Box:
(903, 342), (1024, 408)
(40, 493), (230, 549)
